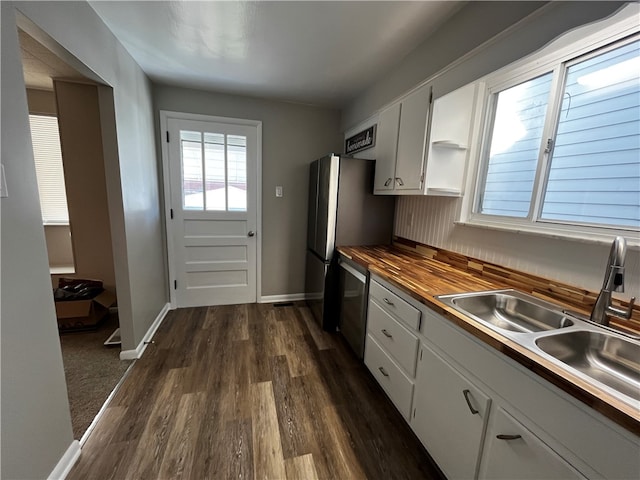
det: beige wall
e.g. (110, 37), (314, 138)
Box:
(153, 85), (343, 298)
(54, 80), (116, 291)
(26, 87), (56, 114)
(44, 224), (74, 268)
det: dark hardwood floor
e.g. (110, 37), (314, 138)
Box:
(68, 302), (444, 479)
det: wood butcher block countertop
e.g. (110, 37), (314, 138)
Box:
(337, 244), (640, 436)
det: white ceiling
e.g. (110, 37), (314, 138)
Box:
(89, 1), (464, 107)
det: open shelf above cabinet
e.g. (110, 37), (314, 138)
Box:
(431, 140), (468, 150)
(425, 187), (462, 197)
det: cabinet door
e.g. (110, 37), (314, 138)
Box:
(479, 407), (585, 480)
(395, 84), (431, 192)
(373, 103), (400, 193)
(411, 344), (491, 480)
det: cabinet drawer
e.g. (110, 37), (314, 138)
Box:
(364, 334), (414, 420)
(368, 299), (419, 376)
(369, 280), (421, 330)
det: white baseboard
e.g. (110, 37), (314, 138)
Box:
(120, 302), (170, 360)
(259, 293), (306, 304)
(48, 440), (80, 480)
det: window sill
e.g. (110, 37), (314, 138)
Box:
(50, 266), (75, 275)
(455, 219), (640, 249)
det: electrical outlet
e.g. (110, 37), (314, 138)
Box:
(275, 186), (283, 197)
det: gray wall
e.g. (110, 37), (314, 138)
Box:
(342, 1), (546, 129)
(153, 85), (343, 297)
(1, 4), (74, 478)
(1, 1), (166, 477)
(342, 1), (625, 130)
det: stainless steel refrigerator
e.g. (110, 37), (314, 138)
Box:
(305, 154), (395, 330)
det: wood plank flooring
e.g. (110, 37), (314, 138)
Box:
(69, 303), (443, 480)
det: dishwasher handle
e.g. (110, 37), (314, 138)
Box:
(338, 258), (367, 284)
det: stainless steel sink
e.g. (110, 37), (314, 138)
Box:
(436, 288), (640, 409)
(437, 290), (574, 334)
(535, 331), (640, 402)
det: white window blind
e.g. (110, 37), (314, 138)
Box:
(29, 114), (70, 224)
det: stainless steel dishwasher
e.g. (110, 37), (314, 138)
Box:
(337, 255), (369, 359)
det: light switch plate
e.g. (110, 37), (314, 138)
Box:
(0, 164), (8, 198)
(275, 186), (283, 197)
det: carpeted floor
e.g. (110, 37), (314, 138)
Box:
(59, 313), (133, 439)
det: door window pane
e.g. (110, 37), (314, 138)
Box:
(479, 73), (553, 217)
(542, 40), (640, 228)
(204, 132), (226, 211)
(181, 130), (204, 210)
(180, 130), (248, 212)
(227, 135), (247, 211)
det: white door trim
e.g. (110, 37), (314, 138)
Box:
(159, 110), (262, 309)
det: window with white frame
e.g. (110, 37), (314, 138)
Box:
(30, 114), (70, 224)
(472, 33), (640, 235)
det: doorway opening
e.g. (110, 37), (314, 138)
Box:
(17, 27), (131, 441)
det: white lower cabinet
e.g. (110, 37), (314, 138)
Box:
(364, 275), (639, 480)
(411, 344), (491, 480)
(479, 406), (585, 480)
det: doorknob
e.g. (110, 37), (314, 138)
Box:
(248, 231), (255, 237)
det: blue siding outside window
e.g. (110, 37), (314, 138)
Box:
(541, 40), (640, 228)
(480, 73), (553, 217)
(476, 35), (640, 232)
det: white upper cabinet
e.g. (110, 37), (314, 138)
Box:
(373, 102), (401, 192)
(372, 81), (478, 196)
(373, 84), (431, 195)
(423, 82), (478, 196)
(395, 84), (432, 192)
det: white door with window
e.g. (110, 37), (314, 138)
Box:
(164, 114), (260, 308)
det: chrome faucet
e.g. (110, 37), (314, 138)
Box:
(590, 236), (635, 326)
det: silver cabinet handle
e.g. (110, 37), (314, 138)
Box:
(462, 389), (479, 415)
(395, 177), (404, 186)
(378, 366), (389, 377)
(381, 329), (393, 338)
(248, 231), (255, 237)
(497, 434), (522, 440)
(383, 298), (394, 306)
(384, 177), (392, 187)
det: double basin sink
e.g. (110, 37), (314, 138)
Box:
(436, 290), (640, 409)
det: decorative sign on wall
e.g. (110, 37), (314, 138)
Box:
(345, 125), (376, 155)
